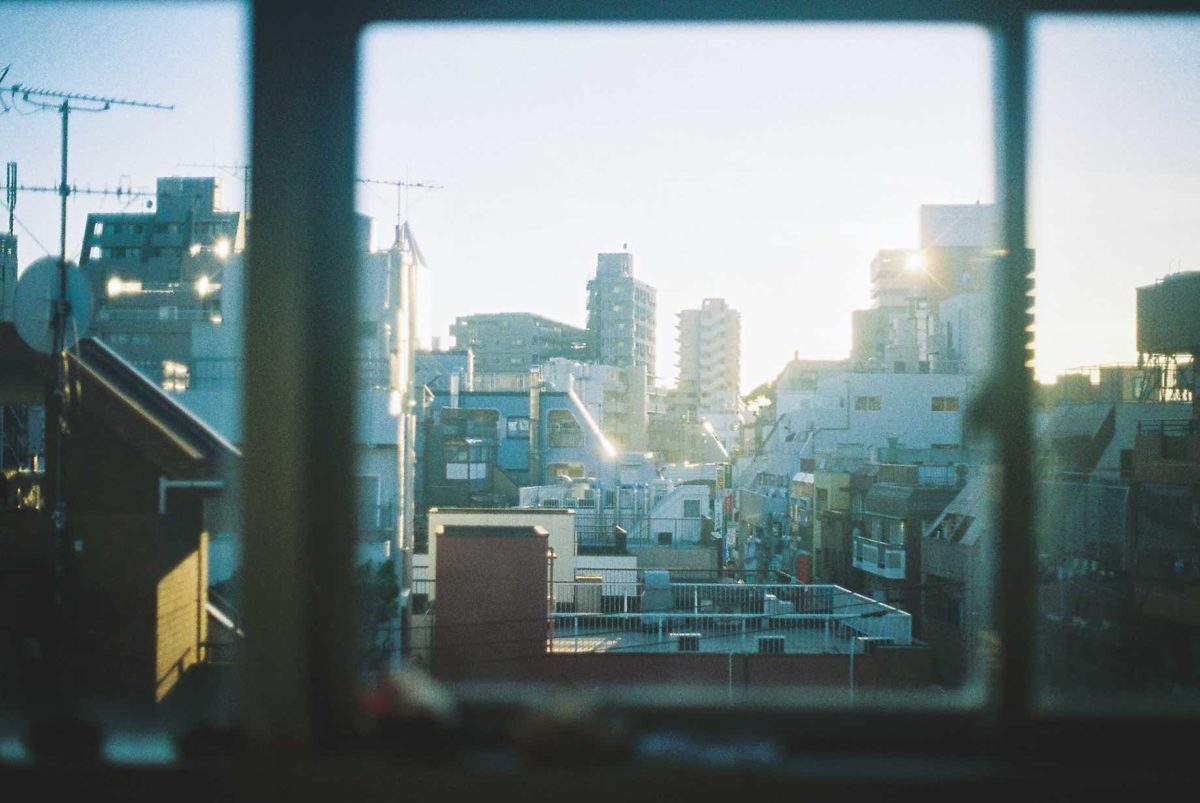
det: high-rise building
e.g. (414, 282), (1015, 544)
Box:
(850, 203), (1024, 375)
(450, 312), (587, 377)
(676, 298), (741, 415)
(79, 176), (245, 390)
(585, 251), (656, 381)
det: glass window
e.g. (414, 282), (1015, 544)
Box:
(855, 395), (882, 411)
(1, 0), (248, 735)
(1030, 15), (1200, 712)
(506, 416), (530, 439)
(546, 409), (584, 448)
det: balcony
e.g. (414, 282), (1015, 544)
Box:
(1134, 418), (1200, 485)
(852, 535), (906, 580)
(548, 581), (911, 655)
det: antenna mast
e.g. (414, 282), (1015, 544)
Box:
(0, 80), (172, 628)
(5, 162), (15, 236)
(356, 176), (442, 245)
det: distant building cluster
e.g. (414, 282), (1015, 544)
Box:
(3, 177), (1198, 706)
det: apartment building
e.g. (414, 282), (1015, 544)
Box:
(676, 298), (741, 416)
(585, 251), (656, 381)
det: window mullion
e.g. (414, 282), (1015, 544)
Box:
(991, 11), (1035, 737)
(243, 2), (361, 747)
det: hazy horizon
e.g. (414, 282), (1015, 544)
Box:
(4, 5), (1198, 389)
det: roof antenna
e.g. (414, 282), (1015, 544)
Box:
(0, 78), (171, 693)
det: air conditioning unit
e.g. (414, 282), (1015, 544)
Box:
(757, 635), (785, 655)
(672, 632), (701, 652)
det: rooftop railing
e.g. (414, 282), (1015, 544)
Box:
(1137, 419), (1197, 437)
(548, 582), (910, 654)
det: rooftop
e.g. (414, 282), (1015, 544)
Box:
(549, 582), (910, 656)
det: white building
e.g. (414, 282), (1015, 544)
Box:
(853, 204), (1001, 374)
(540, 357), (648, 452)
(676, 298), (741, 415)
(737, 368), (974, 492)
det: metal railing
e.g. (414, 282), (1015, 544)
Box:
(852, 535), (906, 579)
(575, 515), (713, 549)
(548, 582), (910, 654)
(1137, 419), (1197, 437)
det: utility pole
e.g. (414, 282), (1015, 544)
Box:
(2, 80), (171, 699)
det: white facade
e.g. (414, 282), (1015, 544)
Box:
(540, 357), (648, 451)
(807, 371), (973, 453)
(676, 298), (741, 415)
(919, 203), (999, 249)
(936, 292), (992, 374)
(743, 371), (974, 491)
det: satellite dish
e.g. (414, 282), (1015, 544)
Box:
(12, 256), (93, 354)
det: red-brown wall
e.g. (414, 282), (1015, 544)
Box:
(432, 526), (549, 682)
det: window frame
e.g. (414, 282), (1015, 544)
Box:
(10, 0), (1183, 777)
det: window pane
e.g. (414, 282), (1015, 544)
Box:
(1, 1), (247, 744)
(361, 22), (1000, 705)
(1031, 15), (1200, 710)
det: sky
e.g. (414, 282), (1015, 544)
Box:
(3, 4), (1199, 389)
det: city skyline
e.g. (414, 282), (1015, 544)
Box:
(3, 5), (1199, 388)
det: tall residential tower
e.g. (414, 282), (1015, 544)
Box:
(585, 251), (656, 382)
(676, 298), (741, 415)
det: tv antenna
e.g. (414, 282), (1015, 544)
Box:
(356, 176), (442, 245)
(3, 177), (155, 208)
(0, 79), (172, 615)
(178, 161), (251, 216)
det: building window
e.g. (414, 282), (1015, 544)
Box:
(506, 416), (530, 439)
(546, 462), (584, 480)
(932, 396), (960, 412)
(683, 499), (701, 518)
(854, 395), (882, 411)
(547, 409), (584, 448)
(161, 360), (190, 392)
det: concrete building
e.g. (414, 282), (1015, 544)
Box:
(415, 348), (474, 395)
(676, 298), (741, 416)
(450, 312), (586, 378)
(920, 471), (994, 686)
(416, 387), (618, 524)
(850, 462), (963, 610)
(850, 204), (1024, 377)
(540, 357), (648, 452)
(585, 251), (656, 381)
(79, 177), (246, 391)
(425, 520), (930, 692)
